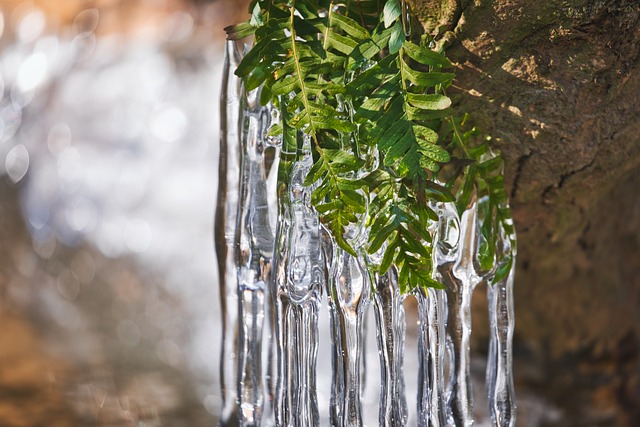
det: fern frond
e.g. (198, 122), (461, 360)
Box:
(229, 0), (516, 293)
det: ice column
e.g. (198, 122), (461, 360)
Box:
(444, 197), (483, 427)
(328, 247), (370, 427)
(272, 129), (325, 427)
(234, 77), (280, 424)
(484, 205), (517, 427)
(216, 40), (242, 427)
(373, 266), (408, 426)
(416, 286), (448, 427)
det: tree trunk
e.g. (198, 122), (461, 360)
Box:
(410, 0), (640, 425)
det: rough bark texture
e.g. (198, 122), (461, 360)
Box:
(410, 0), (640, 425)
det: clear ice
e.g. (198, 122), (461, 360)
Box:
(216, 43), (517, 427)
(373, 266), (408, 426)
(273, 135), (324, 427)
(215, 40), (242, 427)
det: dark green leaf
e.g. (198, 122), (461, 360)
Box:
(330, 14), (370, 40)
(347, 29), (392, 69)
(304, 157), (326, 186)
(340, 189), (367, 213)
(491, 257), (513, 284)
(368, 222), (397, 254)
(423, 180), (455, 202)
(327, 31), (358, 54)
(383, 130), (412, 166)
(379, 237), (399, 273)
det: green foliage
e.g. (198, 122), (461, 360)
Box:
(226, 0), (515, 292)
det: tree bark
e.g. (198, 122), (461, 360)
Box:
(410, 0), (640, 425)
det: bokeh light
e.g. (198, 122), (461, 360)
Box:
(0, 0), (252, 424)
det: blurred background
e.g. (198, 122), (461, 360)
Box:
(0, 0), (250, 425)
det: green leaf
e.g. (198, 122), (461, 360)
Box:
(378, 117), (409, 150)
(420, 275), (446, 290)
(267, 122), (283, 137)
(348, 55), (398, 95)
(491, 257), (513, 284)
(250, 1), (263, 26)
(383, 0), (402, 28)
(407, 93), (452, 110)
(402, 65), (456, 87)
(225, 22), (256, 40)
(236, 38), (287, 78)
(407, 216), (432, 243)
(368, 222), (397, 254)
(389, 21), (404, 54)
(311, 181), (332, 204)
(312, 115), (356, 132)
(383, 129), (413, 166)
(402, 41), (452, 67)
(412, 124), (438, 144)
(401, 229), (431, 258)
(246, 66), (270, 91)
(379, 237), (399, 273)
(477, 156), (503, 174)
(457, 170), (476, 214)
(423, 181), (455, 202)
(419, 143), (450, 163)
(406, 105), (453, 121)
(304, 157), (327, 186)
(347, 28), (392, 69)
(334, 232), (358, 257)
(341, 189), (367, 213)
(370, 95), (404, 141)
(420, 156), (441, 172)
(330, 14), (370, 40)
(327, 31), (358, 54)
(271, 75), (298, 96)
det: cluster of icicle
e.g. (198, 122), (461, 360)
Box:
(216, 41), (516, 427)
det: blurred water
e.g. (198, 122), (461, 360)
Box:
(0, 2), (229, 423)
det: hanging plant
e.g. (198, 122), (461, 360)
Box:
(226, 0), (515, 294)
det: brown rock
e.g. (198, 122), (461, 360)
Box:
(414, 1), (640, 425)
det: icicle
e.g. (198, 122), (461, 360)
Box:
(486, 267), (516, 427)
(216, 40), (242, 427)
(416, 287), (448, 427)
(373, 266), (408, 426)
(263, 103), (281, 426)
(360, 300), (369, 399)
(273, 134), (324, 427)
(401, 0), (412, 38)
(235, 81), (278, 426)
(485, 210), (517, 427)
(445, 198), (483, 427)
(328, 246), (369, 427)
